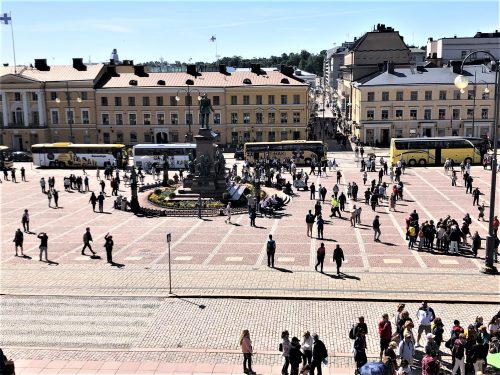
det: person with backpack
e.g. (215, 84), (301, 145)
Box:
(266, 234), (276, 268)
(421, 350), (440, 375)
(451, 334), (466, 375)
(399, 334), (415, 369)
(333, 244), (345, 276)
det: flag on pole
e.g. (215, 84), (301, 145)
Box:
(1, 13), (12, 24)
(210, 35), (216, 42)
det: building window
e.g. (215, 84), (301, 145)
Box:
(438, 109), (446, 119)
(467, 108), (473, 119)
(280, 113), (288, 123)
(268, 112), (275, 124)
(243, 95), (250, 105)
(243, 131), (250, 142)
(382, 92), (389, 101)
(395, 109), (403, 119)
(212, 96), (220, 106)
(280, 131), (288, 141)
(410, 91), (418, 101)
(128, 97), (135, 106)
(213, 113), (221, 124)
(367, 92), (375, 102)
(381, 110), (389, 119)
(256, 95), (262, 105)
(115, 113), (123, 125)
(103, 133), (110, 144)
(268, 131), (276, 142)
(14, 92), (21, 101)
(185, 113), (192, 125)
(101, 113), (110, 125)
(170, 132), (179, 142)
(461, 51), (467, 58)
(439, 90), (447, 100)
(395, 129), (403, 138)
(143, 113), (151, 125)
(293, 112), (300, 123)
(256, 131), (263, 142)
(452, 108), (460, 120)
(453, 90), (461, 100)
(144, 132), (152, 143)
(268, 95), (275, 105)
(115, 97), (122, 106)
(366, 110), (374, 120)
(129, 113), (137, 125)
(481, 108), (489, 119)
(482, 91), (490, 100)
(156, 96), (164, 106)
(51, 110), (59, 124)
(231, 113), (238, 124)
(81, 92), (88, 100)
(231, 132), (238, 144)
(424, 109), (432, 120)
(410, 109), (418, 119)
(281, 95), (288, 105)
(157, 113), (165, 125)
(231, 96), (237, 105)
(82, 109), (90, 124)
(31, 92), (38, 101)
(101, 97), (108, 106)
(169, 96), (177, 106)
(424, 91), (432, 101)
(143, 96), (150, 106)
(243, 112), (250, 124)
(468, 90), (474, 100)
(256, 112), (263, 124)
(171, 113), (178, 125)
(51, 92), (58, 101)
(116, 132), (124, 143)
(293, 94), (300, 104)
(130, 132), (137, 143)
(396, 92), (403, 101)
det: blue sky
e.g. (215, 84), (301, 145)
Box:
(1, 0), (498, 66)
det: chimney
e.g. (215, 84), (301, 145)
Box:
(387, 61), (395, 74)
(133, 65), (149, 77)
(250, 63), (261, 75)
(219, 64), (230, 75)
(3, 63), (8, 67)
(187, 64), (200, 77)
(72, 58), (87, 71)
(34, 59), (50, 71)
(106, 66), (119, 77)
(450, 61), (462, 74)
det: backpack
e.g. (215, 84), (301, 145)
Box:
(349, 324), (357, 340)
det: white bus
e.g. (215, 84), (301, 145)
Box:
(31, 143), (126, 168)
(133, 143), (196, 170)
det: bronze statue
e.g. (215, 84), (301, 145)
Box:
(215, 148), (226, 176)
(199, 94), (213, 129)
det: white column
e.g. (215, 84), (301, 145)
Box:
(2, 91), (8, 127)
(37, 90), (45, 127)
(22, 92), (29, 127)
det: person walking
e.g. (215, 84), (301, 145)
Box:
(281, 330), (291, 375)
(47, 189), (53, 207)
(22, 209), (30, 233)
(37, 232), (49, 262)
(350, 206), (357, 227)
(84, 176), (90, 191)
(416, 302), (436, 348)
(97, 192), (105, 213)
(266, 234), (276, 268)
(40, 177), (46, 193)
(310, 333), (328, 375)
(82, 227), (96, 256)
(306, 210), (315, 237)
(333, 244), (345, 275)
(89, 192), (97, 212)
(310, 182), (316, 200)
(472, 187), (481, 206)
(224, 202), (232, 224)
(20, 166), (26, 182)
(471, 231), (481, 258)
(104, 233), (114, 264)
(13, 228), (24, 257)
(373, 215), (381, 242)
(336, 170), (342, 184)
(52, 189), (59, 208)
(100, 179), (106, 194)
(316, 215), (324, 240)
(315, 242), (326, 273)
(240, 330), (255, 374)
(249, 208), (257, 227)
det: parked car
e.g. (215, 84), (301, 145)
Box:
(11, 151), (32, 162)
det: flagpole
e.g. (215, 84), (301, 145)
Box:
(9, 12), (17, 74)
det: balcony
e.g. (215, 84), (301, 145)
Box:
(4, 122), (48, 129)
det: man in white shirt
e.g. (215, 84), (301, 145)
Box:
(416, 301), (435, 348)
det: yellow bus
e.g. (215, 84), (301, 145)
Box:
(389, 137), (488, 166)
(0, 145), (14, 170)
(31, 143), (126, 168)
(244, 140), (328, 165)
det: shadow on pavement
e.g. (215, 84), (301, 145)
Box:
(274, 266), (293, 273)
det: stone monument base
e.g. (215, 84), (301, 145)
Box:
(189, 175), (227, 199)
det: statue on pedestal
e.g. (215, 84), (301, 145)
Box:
(195, 154), (210, 177)
(199, 94), (213, 129)
(214, 148), (226, 176)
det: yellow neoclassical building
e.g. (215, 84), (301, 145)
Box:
(0, 60), (309, 149)
(338, 63), (496, 146)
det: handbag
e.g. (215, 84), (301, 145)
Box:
(279, 343), (283, 352)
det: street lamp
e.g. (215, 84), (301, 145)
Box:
(175, 79), (202, 143)
(55, 81), (81, 143)
(455, 50), (499, 274)
(455, 72), (490, 137)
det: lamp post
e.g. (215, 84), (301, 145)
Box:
(455, 72), (491, 137)
(55, 81), (81, 143)
(176, 79), (202, 143)
(455, 50), (499, 274)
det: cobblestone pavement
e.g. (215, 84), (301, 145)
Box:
(2, 296), (498, 369)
